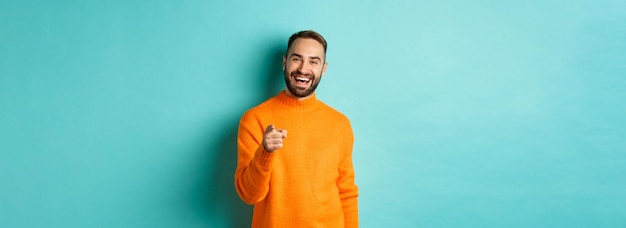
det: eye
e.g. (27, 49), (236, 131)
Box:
(310, 61), (319, 65)
(291, 57), (301, 62)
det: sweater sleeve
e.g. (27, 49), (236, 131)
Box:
(234, 111), (275, 205)
(338, 121), (359, 228)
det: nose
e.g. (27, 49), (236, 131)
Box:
(296, 61), (305, 72)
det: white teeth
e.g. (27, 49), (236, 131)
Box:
(295, 77), (310, 82)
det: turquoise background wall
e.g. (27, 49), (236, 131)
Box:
(1, 0), (625, 227)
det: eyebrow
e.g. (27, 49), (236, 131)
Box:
(290, 53), (322, 61)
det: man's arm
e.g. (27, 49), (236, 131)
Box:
(234, 112), (274, 205)
(234, 112), (287, 205)
(338, 123), (359, 227)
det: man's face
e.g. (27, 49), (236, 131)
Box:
(283, 38), (327, 98)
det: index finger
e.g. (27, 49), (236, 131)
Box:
(275, 128), (288, 138)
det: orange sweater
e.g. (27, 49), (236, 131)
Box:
(235, 91), (359, 228)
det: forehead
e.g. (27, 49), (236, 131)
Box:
(288, 38), (326, 59)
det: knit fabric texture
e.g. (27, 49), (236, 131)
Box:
(235, 91), (359, 228)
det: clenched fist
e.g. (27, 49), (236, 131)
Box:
(262, 125), (288, 152)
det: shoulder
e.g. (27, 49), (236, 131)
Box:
(317, 100), (352, 125)
(243, 95), (281, 116)
(317, 101), (354, 144)
(240, 97), (275, 124)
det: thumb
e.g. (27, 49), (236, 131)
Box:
(265, 124), (275, 134)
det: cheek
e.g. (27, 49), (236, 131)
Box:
(284, 64), (296, 73)
(317, 67), (326, 77)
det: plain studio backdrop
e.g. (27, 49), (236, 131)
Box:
(1, 0), (625, 227)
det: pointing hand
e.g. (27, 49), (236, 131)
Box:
(262, 125), (288, 152)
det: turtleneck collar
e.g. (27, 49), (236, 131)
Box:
(273, 90), (320, 112)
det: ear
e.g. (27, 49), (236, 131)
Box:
(321, 61), (328, 77)
(282, 56), (286, 70)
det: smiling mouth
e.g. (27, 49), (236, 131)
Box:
(292, 74), (312, 88)
(294, 76), (311, 83)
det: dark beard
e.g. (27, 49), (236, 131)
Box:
(284, 71), (321, 98)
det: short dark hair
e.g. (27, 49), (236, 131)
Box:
(286, 30), (327, 56)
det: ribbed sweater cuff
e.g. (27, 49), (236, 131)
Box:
(253, 146), (275, 170)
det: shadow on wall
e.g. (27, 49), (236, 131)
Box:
(202, 41), (285, 227)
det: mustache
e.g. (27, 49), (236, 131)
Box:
(290, 70), (313, 77)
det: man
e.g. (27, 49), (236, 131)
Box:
(234, 30), (359, 227)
